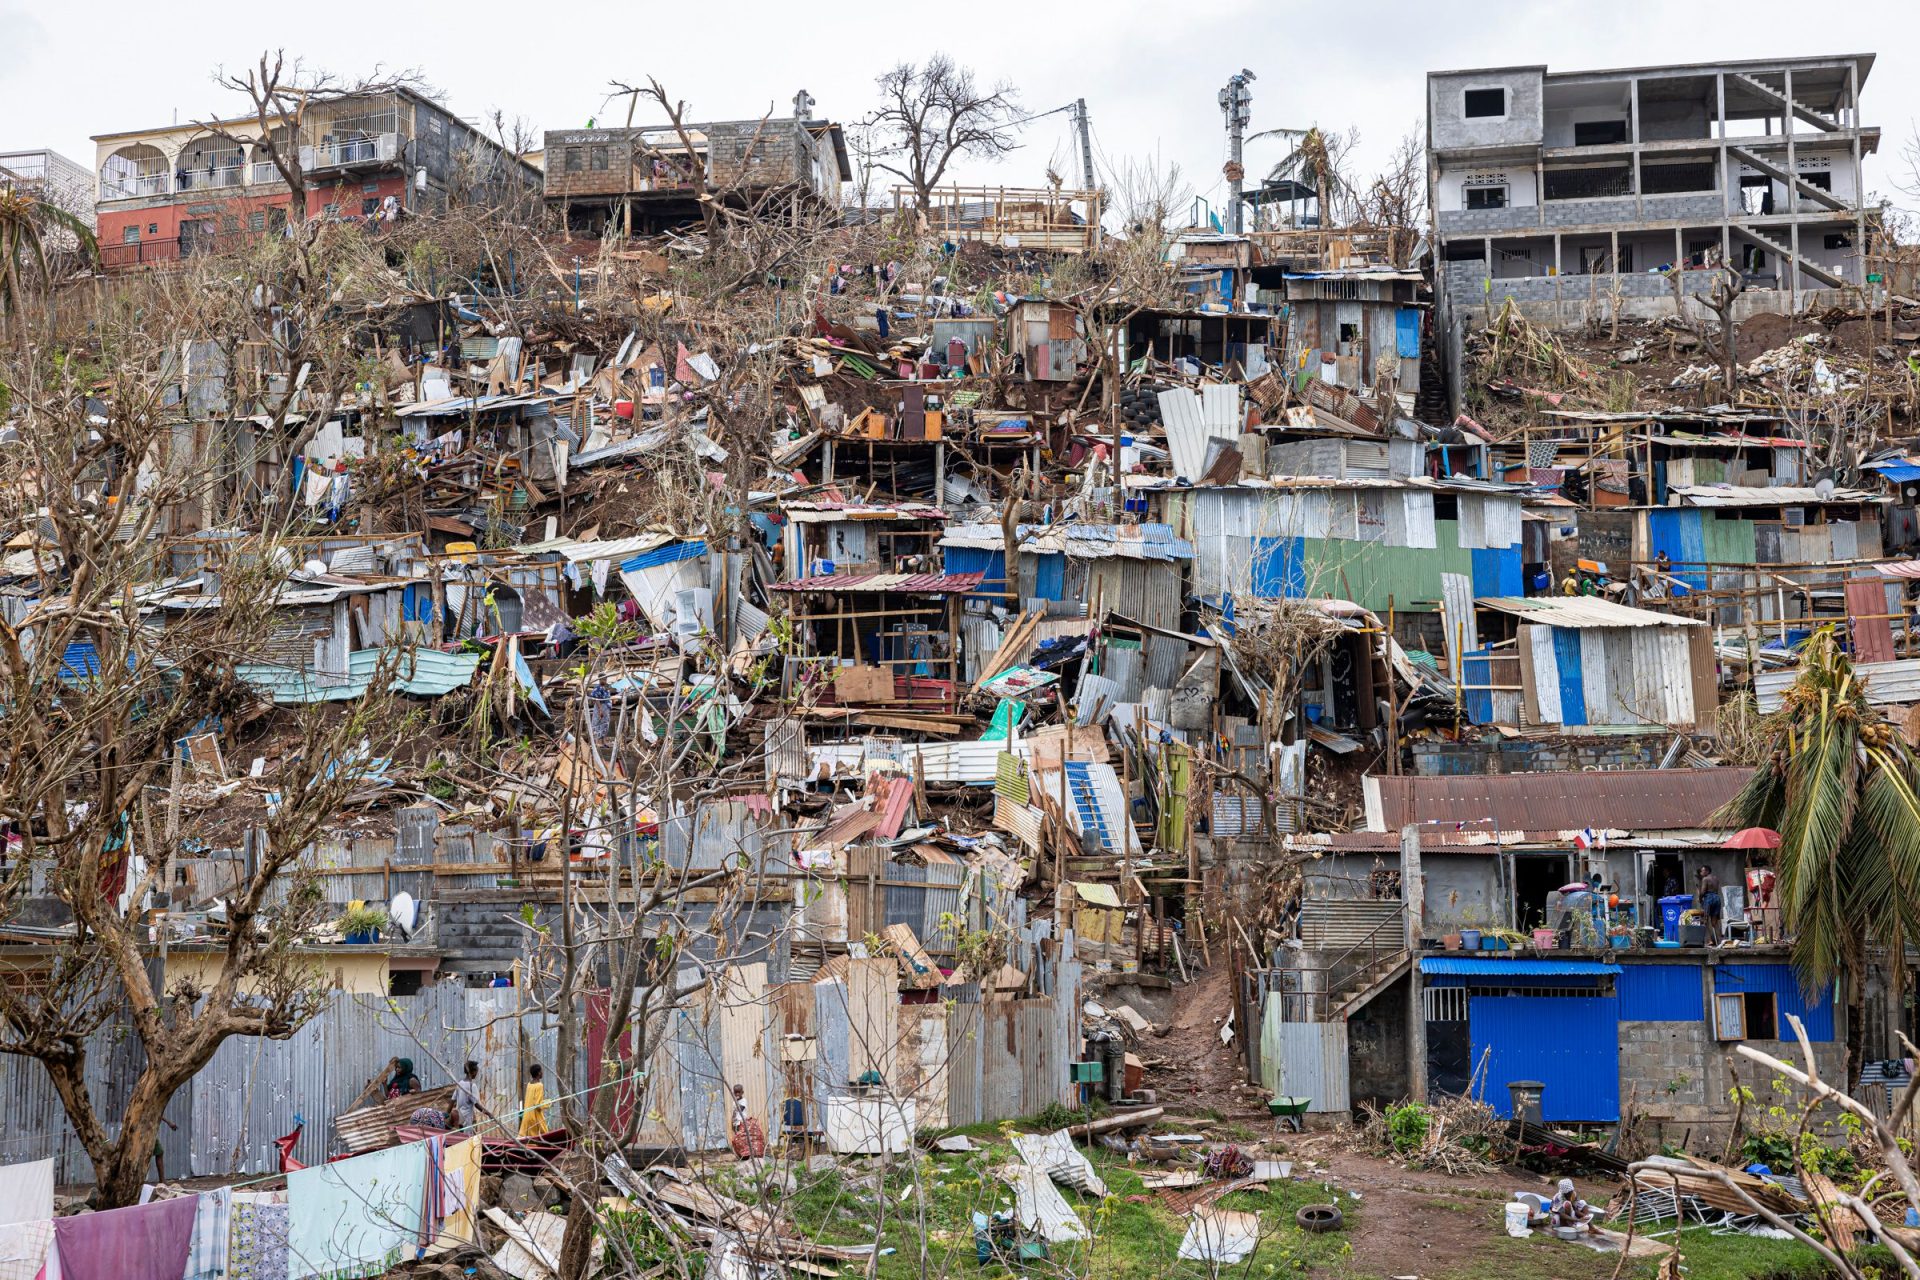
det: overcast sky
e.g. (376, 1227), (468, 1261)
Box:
(4, 0), (1916, 216)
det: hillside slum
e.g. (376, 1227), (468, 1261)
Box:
(8, 87), (1920, 1280)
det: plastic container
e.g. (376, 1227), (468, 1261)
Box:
(1505, 1202), (1533, 1238)
(1460, 929), (1482, 950)
(1531, 928), (1557, 950)
(1659, 894), (1693, 942)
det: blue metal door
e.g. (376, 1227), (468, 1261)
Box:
(1469, 995), (1619, 1121)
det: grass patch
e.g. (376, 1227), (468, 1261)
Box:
(780, 1124), (1354, 1280)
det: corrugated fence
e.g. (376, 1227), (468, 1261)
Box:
(3, 932), (1083, 1183)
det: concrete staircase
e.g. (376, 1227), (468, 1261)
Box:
(1280, 898), (1410, 1021)
(1731, 72), (1841, 133)
(1730, 223), (1848, 290)
(1726, 144), (1850, 213)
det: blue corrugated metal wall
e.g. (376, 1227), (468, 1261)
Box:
(1470, 996), (1621, 1121)
(1616, 964), (1705, 1021)
(1032, 553), (1066, 600)
(1462, 648), (1495, 724)
(1470, 547), (1523, 598)
(1552, 627), (1587, 726)
(942, 546), (1007, 599)
(1251, 536), (1307, 598)
(1647, 509), (1708, 589)
(1716, 963), (1835, 1041)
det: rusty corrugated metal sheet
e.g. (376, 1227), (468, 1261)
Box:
(874, 778), (913, 839)
(1371, 768), (1753, 834)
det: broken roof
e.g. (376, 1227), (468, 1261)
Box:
(1364, 768), (1754, 835)
(937, 523), (1194, 561)
(767, 571), (983, 595)
(1668, 484), (1886, 507)
(1476, 596), (1705, 629)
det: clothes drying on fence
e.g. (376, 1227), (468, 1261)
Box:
(183, 1187), (232, 1280)
(228, 1194), (289, 1280)
(285, 1139), (429, 1280)
(52, 1193), (198, 1280)
(0, 1219), (55, 1280)
(0, 1158), (54, 1226)
(138, 1186), (232, 1280)
(431, 1135), (481, 1249)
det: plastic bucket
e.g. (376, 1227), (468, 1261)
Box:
(1505, 1202), (1532, 1237)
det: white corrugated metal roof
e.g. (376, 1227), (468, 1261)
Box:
(1670, 484), (1886, 507)
(1476, 596), (1704, 629)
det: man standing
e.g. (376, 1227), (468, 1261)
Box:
(1696, 866), (1723, 945)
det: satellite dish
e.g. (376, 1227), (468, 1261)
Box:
(1814, 477), (1836, 500)
(389, 891), (416, 937)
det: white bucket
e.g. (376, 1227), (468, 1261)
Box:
(1504, 1201), (1533, 1238)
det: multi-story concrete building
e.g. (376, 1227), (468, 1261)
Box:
(92, 87), (540, 269)
(543, 91), (848, 235)
(1427, 54), (1877, 348)
(0, 148), (97, 249)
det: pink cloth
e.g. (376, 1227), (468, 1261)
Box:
(52, 1195), (197, 1280)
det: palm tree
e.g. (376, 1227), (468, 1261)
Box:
(1717, 626), (1920, 1080)
(0, 184), (98, 336)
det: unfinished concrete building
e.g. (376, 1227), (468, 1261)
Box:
(1427, 54), (1877, 357)
(543, 91), (848, 235)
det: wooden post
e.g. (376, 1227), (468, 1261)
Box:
(1403, 822), (1428, 1102)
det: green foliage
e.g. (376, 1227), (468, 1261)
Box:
(595, 1206), (698, 1279)
(1717, 626), (1920, 1006)
(337, 904), (389, 936)
(1385, 1100), (1433, 1153)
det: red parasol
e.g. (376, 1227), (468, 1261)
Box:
(1722, 827), (1782, 850)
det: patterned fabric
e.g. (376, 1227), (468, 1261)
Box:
(1528, 440), (1558, 468)
(229, 1195), (289, 1280)
(0, 1220), (55, 1280)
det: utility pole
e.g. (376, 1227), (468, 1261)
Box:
(1072, 98), (1096, 192)
(1217, 69), (1255, 233)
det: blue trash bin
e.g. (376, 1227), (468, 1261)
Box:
(1659, 894), (1693, 942)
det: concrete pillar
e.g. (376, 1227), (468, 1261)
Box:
(1403, 822), (1428, 1102)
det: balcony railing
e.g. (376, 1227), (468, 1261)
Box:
(251, 160), (283, 185)
(101, 172), (171, 200)
(174, 165), (245, 192)
(301, 133), (400, 171)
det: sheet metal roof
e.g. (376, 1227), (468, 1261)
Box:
(1368, 768), (1754, 835)
(1476, 596), (1704, 629)
(1669, 484), (1887, 507)
(938, 523), (1195, 561)
(768, 572), (984, 595)
(1419, 958), (1621, 976)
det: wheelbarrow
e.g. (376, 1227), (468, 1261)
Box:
(1268, 1095), (1311, 1133)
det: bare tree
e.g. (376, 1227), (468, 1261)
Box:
(0, 322), (411, 1209)
(1355, 127), (1425, 268)
(867, 55), (1023, 209)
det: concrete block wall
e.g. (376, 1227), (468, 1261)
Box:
(1429, 69), (1545, 152)
(1620, 1019), (1847, 1149)
(1411, 735), (1667, 776)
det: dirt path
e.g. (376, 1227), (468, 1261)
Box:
(1139, 962), (1265, 1117)
(1288, 1144), (1636, 1280)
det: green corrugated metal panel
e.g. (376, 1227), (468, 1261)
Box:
(1702, 510), (1757, 568)
(238, 649), (483, 704)
(1292, 522), (1473, 614)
